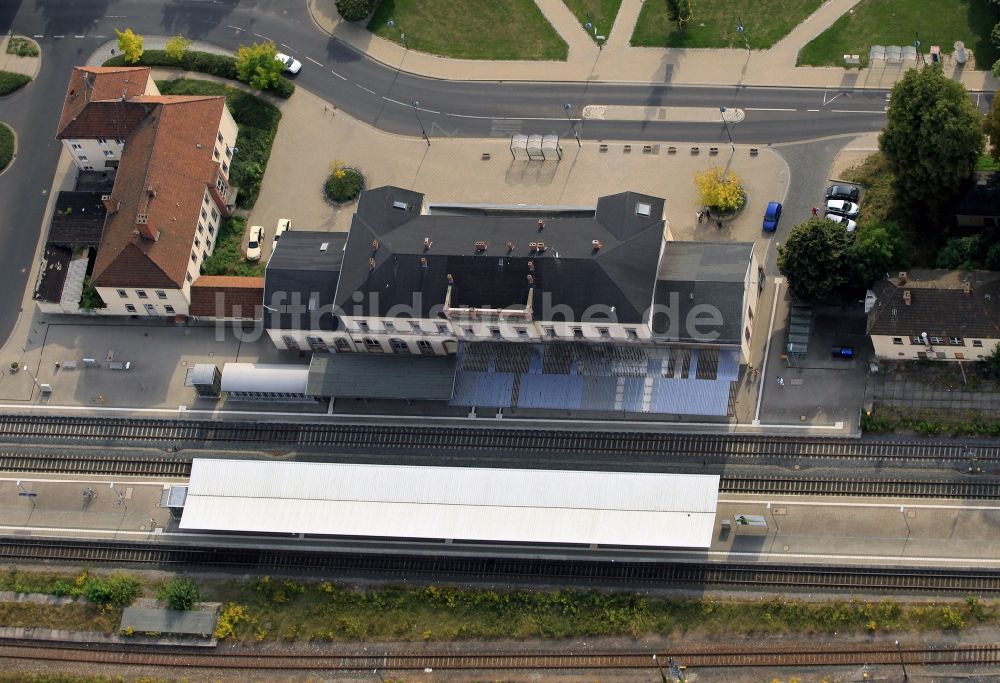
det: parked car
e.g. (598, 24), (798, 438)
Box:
(276, 52), (302, 74)
(825, 213), (857, 232)
(762, 201), (782, 232)
(825, 199), (860, 218)
(831, 345), (855, 358)
(272, 218), (291, 254)
(825, 184), (860, 202)
(246, 225), (264, 261)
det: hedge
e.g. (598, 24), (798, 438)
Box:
(0, 123), (14, 173)
(103, 49), (294, 99)
(0, 71), (31, 96)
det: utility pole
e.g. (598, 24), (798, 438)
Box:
(411, 100), (430, 146)
(895, 640), (909, 681)
(564, 103), (581, 147)
(736, 18), (750, 53)
(720, 106), (735, 153)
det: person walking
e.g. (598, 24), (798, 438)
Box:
(696, 210), (704, 223)
(811, 206), (819, 216)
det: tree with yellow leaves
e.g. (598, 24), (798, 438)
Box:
(694, 166), (746, 213)
(114, 28), (144, 64)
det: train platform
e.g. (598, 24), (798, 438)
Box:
(2, 472), (998, 571)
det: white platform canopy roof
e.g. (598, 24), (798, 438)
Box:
(180, 459), (720, 548)
(219, 363), (309, 394)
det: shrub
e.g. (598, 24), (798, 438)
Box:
(103, 50), (292, 98)
(158, 577), (200, 611)
(993, 22), (1000, 49)
(235, 41), (284, 91)
(83, 574), (141, 607)
(694, 166), (745, 213)
(0, 71), (31, 96)
(214, 603), (249, 639)
(165, 34), (192, 62)
(79, 276), (106, 310)
(6, 37), (39, 57)
(993, 58), (1000, 79)
(325, 162), (364, 203)
(115, 28), (144, 64)
(0, 122), (14, 172)
(335, 0), (375, 22)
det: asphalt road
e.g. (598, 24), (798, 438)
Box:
(0, 0), (984, 346)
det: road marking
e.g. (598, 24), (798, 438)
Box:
(306, 56), (323, 67)
(280, 42), (293, 50)
(383, 96), (408, 106)
(226, 25), (243, 31)
(832, 109), (885, 114)
(53, 35), (64, 39)
(330, 70), (347, 80)
(806, 109), (820, 112)
(33, 35), (43, 38)
(822, 92), (844, 106)
(356, 84), (376, 95)
(744, 107), (796, 112)
(74, 35), (86, 39)
(253, 33), (271, 40)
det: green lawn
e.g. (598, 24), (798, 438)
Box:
(561, 0), (622, 43)
(0, 122), (13, 173)
(368, 0), (568, 60)
(798, 0), (1000, 67)
(631, 0), (823, 48)
(0, 70), (31, 96)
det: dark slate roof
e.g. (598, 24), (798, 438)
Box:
(866, 269), (1000, 338)
(954, 172), (1000, 218)
(652, 242), (754, 344)
(33, 245), (73, 304)
(307, 353), (456, 400)
(263, 231), (346, 331)
(48, 192), (107, 248)
(337, 186), (666, 324)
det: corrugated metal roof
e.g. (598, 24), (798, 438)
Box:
(220, 363), (309, 394)
(180, 460), (719, 548)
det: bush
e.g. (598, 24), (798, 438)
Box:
(200, 216), (265, 276)
(83, 574), (141, 607)
(103, 49), (293, 98)
(6, 37), (39, 57)
(694, 166), (745, 213)
(994, 58), (1000, 79)
(335, 0), (375, 22)
(158, 577), (200, 611)
(79, 276), (106, 310)
(325, 163), (364, 203)
(0, 122), (14, 172)
(0, 71), (31, 96)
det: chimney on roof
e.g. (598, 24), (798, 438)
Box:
(527, 274), (534, 285)
(423, 237), (432, 251)
(368, 257), (376, 270)
(527, 260), (534, 272)
(592, 239), (602, 251)
(964, 281), (972, 296)
(903, 290), (911, 306)
(507, 241), (514, 253)
(447, 273), (454, 285)
(101, 194), (115, 213)
(371, 239), (380, 253)
(898, 271), (907, 284)
(134, 215), (158, 241)
(537, 219), (545, 231)
(475, 240), (487, 253)
(147, 186), (156, 198)
(419, 257), (428, 269)
(536, 242), (546, 253)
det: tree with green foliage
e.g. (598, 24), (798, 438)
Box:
(79, 276), (106, 310)
(986, 343), (1000, 376)
(994, 58), (1000, 79)
(115, 28), (144, 64)
(849, 220), (907, 290)
(664, 0), (692, 30)
(165, 34), (192, 62)
(235, 41), (283, 91)
(879, 66), (985, 224)
(158, 577), (200, 611)
(984, 92), (1000, 163)
(335, 0), (375, 23)
(777, 218), (855, 304)
(84, 573), (141, 607)
(936, 235), (985, 269)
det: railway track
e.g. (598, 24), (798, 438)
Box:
(2, 641), (998, 670)
(4, 539), (1000, 592)
(3, 452), (999, 498)
(0, 414), (996, 463)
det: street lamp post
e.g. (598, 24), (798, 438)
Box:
(736, 18), (750, 53)
(16, 480), (36, 509)
(767, 502), (779, 534)
(895, 640), (909, 681)
(110, 481), (128, 513)
(386, 18), (408, 50)
(411, 100), (430, 146)
(564, 103), (581, 148)
(914, 32), (924, 66)
(899, 505), (911, 555)
(719, 106), (735, 152)
(584, 22), (605, 50)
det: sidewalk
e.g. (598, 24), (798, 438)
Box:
(0, 35), (41, 80)
(306, 0), (997, 91)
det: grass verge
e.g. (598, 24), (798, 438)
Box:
(0, 602), (121, 634)
(0, 122), (13, 172)
(6, 36), (39, 57)
(104, 49), (294, 99)
(977, 153), (1000, 171)
(798, 0), (1000, 67)
(156, 78), (281, 210)
(561, 0), (622, 43)
(200, 216), (264, 277)
(631, 0), (822, 49)
(0, 70), (31, 96)
(368, 0), (569, 60)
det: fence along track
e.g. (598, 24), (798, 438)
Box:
(3, 539), (1000, 592)
(0, 642), (998, 670)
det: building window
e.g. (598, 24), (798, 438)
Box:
(104, 150), (115, 158)
(515, 327), (528, 339)
(125, 304), (137, 313)
(226, 146), (233, 158)
(71, 143), (82, 150)
(206, 239), (212, 250)
(949, 337), (964, 346)
(572, 326), (583, 339)
(155, 290), (167, 300)
(364, 338), (381, 352)
(307, 336), (329, 352)
(136, 290), (148, 299)
(973, 340), (983, 348)
(211, 207), (219, 221)
(390, 338), (409, 354)
(164, 305), (175, 314)
(464, 327), (474, 335)
(186, 272), (193, 283)
(201, 209), (207, 220)
(384, 321), (396, 333)
(745, 327), (751, 343)
(418, 340), (434, 355)
(213, 149), (220, 160)
(204, 194), (210, 205)
(221, 161), (229, 174)
(282, 335), (300, 350)
(625, 328), (638, 340)
(334, 338), (350, 351)
(929, 336), (945, 345)
(202, 250), (208, 261)
(217, 131), (224, 143)
(747, 306), (754, 321)
(597, 327), (610, 338)
(208, 224), (215, 236)
(358, 320), (370, 332)
(892, 337), (903, 345)
(543, 325), (555, 337)
(412, 322), (423, 333)
(910, 336), (923, 345)
(116, 289), (127, 299)
(115, 138), (124, 145)
(436, 323), (448, 334)
(191, 251), (197, 263)
(194, 238), (201, 248)
(77, 156), (88, 162)
(490, 327), (502, 338)
(97, 138), (107, 144)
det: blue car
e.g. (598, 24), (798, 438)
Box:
(763, 201), (782, 232)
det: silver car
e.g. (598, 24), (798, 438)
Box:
(825, 213), (857, 232)
(825, 199), (860, 218)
